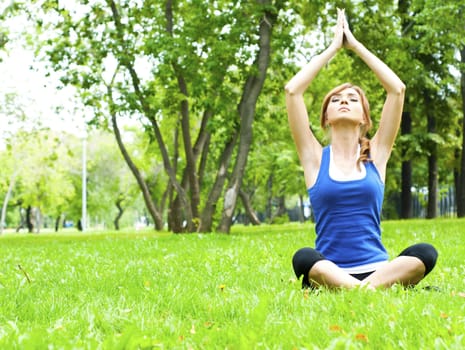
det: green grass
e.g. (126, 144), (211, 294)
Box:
(1, 219), (465, 349)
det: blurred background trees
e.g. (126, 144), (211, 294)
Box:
(0, 0), (464, 233)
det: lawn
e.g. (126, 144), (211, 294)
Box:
(0, 219), (464, 349)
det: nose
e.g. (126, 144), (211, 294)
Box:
(340, 95), (348, 104)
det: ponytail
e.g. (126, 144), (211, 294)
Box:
(357, 136), (371, 170)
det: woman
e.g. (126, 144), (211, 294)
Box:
(285, 9), (437, 290)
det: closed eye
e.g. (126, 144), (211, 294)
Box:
(330, 93), (359, 103)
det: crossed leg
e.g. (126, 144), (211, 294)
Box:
(293, 243), (438, 290)
(362, 256), (425, 288)
(309, 256), (425, 289)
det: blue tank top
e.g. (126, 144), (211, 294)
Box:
(307, 146), (388, 268)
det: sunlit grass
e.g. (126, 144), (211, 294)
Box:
(0, 219), (464, 349)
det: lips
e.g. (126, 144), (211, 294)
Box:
(338, 107), (350, 112)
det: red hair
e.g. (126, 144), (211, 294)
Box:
(319, 83), (372, 168)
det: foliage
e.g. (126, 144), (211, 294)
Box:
(0, 129), (76, 229)
(18, 0), (297, 232)
(0, 219), (464, 348)
(2, 0), (465, 228)
(84, 130), (144, 228)
(0, 126), (147, 231)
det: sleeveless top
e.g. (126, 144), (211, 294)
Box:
(307, 146), (388, 270)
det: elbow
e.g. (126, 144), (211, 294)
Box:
(285, 83), (299, 97)
(284, 83), (293, 96)
(396, 82), (406, 96)
(388, 82), (405, 97)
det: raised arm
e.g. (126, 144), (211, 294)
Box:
(342, 15), (406, 173)
(285, 9), (345, 188)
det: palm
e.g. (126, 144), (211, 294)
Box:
(332, 9), (344, 49)
(343, 17), (358, 49)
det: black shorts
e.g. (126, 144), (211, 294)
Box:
(292, 243), (438, 288)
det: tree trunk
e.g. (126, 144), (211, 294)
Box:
(239, 189), (261, 225)
(16, 205), (25, 232)
(0, 170), (19, 234)
(425, 95), (438, 219)
(454, 143), (460, 216)
(169, 109), (214, 232)
(26, 206), (34, 233)
(169, 196), (185, 233)
(109, 0), (191, 231)
(398, 0), (414, 219)
(35, 208), (41, 234)
(198, 133), (238, 232)
(55, 214), (61, 232)
(114, 198), (124, 230)
(110, 109), (164, 230)
(457, 46), (465, 217)
(400, 111), (412, 218)
(427, 154), (438, 218)
(401, 162), (412, 218)
(164, 0), (201, 231)
(218, 3), (277, 233)
(271, 195), (286, 222)
(266, 174), (273, 221)
(175, 74), (200, 221)
(168, 121), (183, 233)
(299, 194), (305, 222)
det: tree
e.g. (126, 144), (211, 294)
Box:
(217, 0), (283, 232)
(0, 91), (76, 233)
(2, 130), (77, 233)
(0, 93), (26, 233)
(0, 2), (14, 53)
(399, 1), (463, 218)
(12, 0), (465, 228)
(23, 0), (292, 233)
(85, 129), (147, 230)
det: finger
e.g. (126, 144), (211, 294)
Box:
(337, 10), (344, 27)
(342, 15), (350, 32)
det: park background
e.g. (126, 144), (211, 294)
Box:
(1, 2), (465, 349)
(0, 0), (464, 234)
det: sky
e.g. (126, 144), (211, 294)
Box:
(0, 8), (86, 143)
(3, 50), (72, 115)
(0, 46), (85, 134)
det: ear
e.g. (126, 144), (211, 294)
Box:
(323, 112), (329, 127)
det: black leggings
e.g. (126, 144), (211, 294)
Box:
(292, 243), (438, 288)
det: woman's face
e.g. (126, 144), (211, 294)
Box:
(325, 88), (365, 127)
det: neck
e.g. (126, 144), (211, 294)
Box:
(329, 126), (360, 157)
